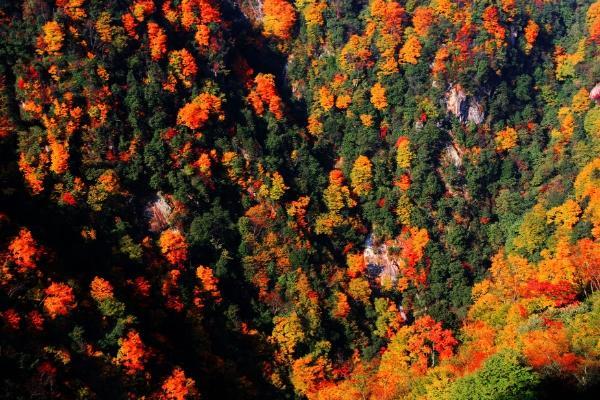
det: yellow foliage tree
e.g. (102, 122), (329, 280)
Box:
(350, 155), (373, 196)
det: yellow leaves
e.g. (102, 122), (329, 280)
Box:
(348, 277), (371, 304)
(555, 39), (586, 81)
(513, 204), (547, 254)
(303, 1), (327, 27)
(269, 312), (305, 360)
(95, 12), (113, 43)
(307, 114), (323, 135)
(37, 21), (64, 55)
(350, 155), (373, 196)
(575, 158), (600, 200)
(395, 136), (412, 169)
(547, 199), (582, 232)
(396, 192), (411, 225)
(269, 171), (288, 201)
(318, 86), (334, 111)
(399, 36), (422, 64)
(370, 82), (387, 110)
(494, 127), (518, 151)
(360, 113), (373, 127)
(572, 88), (591, 112)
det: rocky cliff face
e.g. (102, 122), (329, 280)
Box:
(445, 84), (485, 124)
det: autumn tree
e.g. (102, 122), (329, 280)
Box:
(350, 155), (373, 196)
(263, 0), (297, 40)
(160, 367), (197, 400)
(159, 229), (189, 265)
(37, 21), (64, 55)
(370, 82), (387, 110)
(177, 93), (223, 129)
(116, 330), (147, 374)
(44, 282), (76, 319)
(8, 228), (40, 271)
(148, 22), (168, 61)
(399, 36), (422, 64)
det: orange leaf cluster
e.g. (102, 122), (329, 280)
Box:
(8, 228), (40, 271)
(116, 331), (147, 374)
(159, 229), (188, 265)
(56, 0), (86, 20)
(262, 0), (297, 40)
(44, 282), (76, 319)
(148, 22), (168, 61)
(318, 86), (335, 111)
(177, 93), (222, 129)
(412, 6), (435, 37)
(495, 127), (518, 151)
(37, 21), (64, 55)
(482, 6), (506, 46)
(168, 49), (198, 88)
(195, 265), (221, 302)
(587, 0), (600, 43)
(160, 367), (196, 400)
(399, 36), (422, 64)
(90, 276), (114, 302)
(248, 73), (283, 120)
(370, 82), (387, 110)
(181, 0), (222, 30)
(132, 0), (155, 22)
(524, 19), (539, 53)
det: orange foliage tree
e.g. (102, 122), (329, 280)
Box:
(248, 73), (284, 119)
(399, 36), (422, 64)
(495, 127), (518, 151)
(412, 6), (435, 37)
(524, 19), (539, 53)
(160, 367), (197, 400)
(8, 228), (40, 271)
(168, 49), (198, 88)
(263, 0), (297, 40)
(90, 276), (114, 302)
(177, 93), (222, 129)
(116, 330), (147, 374)
(44, 282), (76, 319)
(148, 22), (168, 61)
(370, 82), (387, 110)
(159, 229), (189, 265)
(37, 21), (64, 55)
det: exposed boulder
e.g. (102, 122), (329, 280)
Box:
(468, 100), (485, 124)
(446, 84), (468, 122)
(591, 83), (600, 103)
(145, 193), (173, 233)
(445, 84), (485, 124)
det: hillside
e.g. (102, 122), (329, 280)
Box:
(0, 1), (599, 399)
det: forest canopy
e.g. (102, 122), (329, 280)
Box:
(0, 0), (599, 399)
